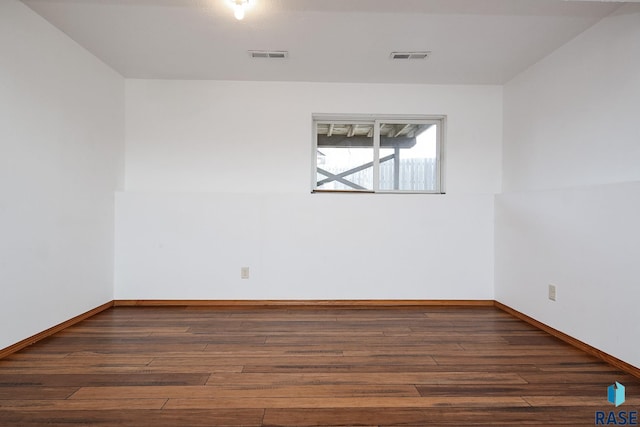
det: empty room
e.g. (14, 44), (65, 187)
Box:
(1, 0), (639, 425)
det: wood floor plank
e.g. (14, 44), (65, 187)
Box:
(0, 398), (167, 410)
(206, 372), (529, 386)
(432, 355), (601, 366)
(18, 343), (208, 354)
(163, 395), (530, 409)
(0, 410), (264, 427)
(150, 355), (438, 366)
(0, 354), (155, 368)
(264, 334), (510, 345)
(0, 387), (78, 400)
(0, 373), (209, 387)
(517, 371), (638, 384)
(341, 345), (465, 355)
(205, 343), (465, 354)
(69, 384), (421, 399)
(417, 383), (606, 397)
(240, 363), (448, 373)
(0, 366), (235, 375)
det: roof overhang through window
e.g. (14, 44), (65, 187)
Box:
(316, 123), (433, 149)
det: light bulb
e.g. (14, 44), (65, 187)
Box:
(234, 4), (245, 20)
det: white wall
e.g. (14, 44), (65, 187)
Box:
(0, 1), (124, 349)
(502, 5), (640, 193)
(124, 81), (502, 195)
(497, 5), (640, 367)
(116, 80), (502, 300)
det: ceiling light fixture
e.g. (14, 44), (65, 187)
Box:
(230, 0), (255, 21)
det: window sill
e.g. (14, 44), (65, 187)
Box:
(312, 189), (445, 195)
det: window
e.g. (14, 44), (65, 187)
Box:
(313, 115), (445, 193)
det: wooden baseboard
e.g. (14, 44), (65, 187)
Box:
(113, 299), (495, 308)
(494, 301), (640, 379)
(0, 301), (114, 360)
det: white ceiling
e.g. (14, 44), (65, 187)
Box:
(22, 0), (627, 84)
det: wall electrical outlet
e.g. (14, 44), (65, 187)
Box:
(241, 267), (250, 279)
(548, 284), (557, 301)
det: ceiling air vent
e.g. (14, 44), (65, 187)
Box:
(390, 51), (431, 60)
(248, 50), (289, 59)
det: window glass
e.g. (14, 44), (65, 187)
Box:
(316, 123), (374, 191)
(378, 122), (438, 192)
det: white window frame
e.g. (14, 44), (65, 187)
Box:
(312, 114), (446, 194)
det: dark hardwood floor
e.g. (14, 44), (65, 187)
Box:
(0, 306), (638, 426)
